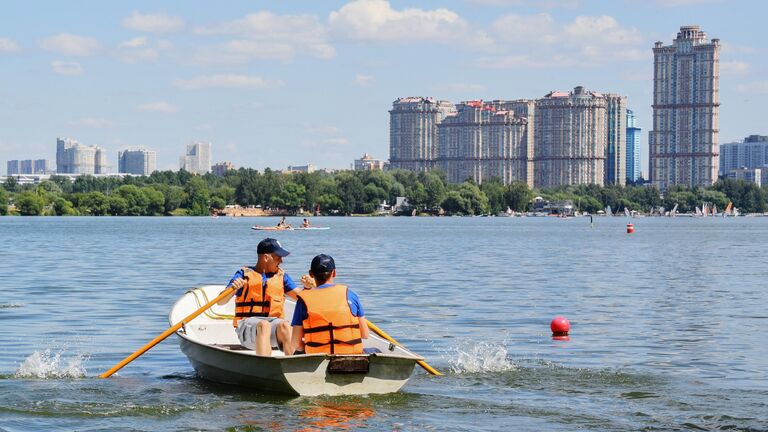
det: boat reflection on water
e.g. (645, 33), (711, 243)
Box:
(296, 400), (376, 431)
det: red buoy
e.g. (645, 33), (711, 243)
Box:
(551, 316), (570, 338)
(626, 223), (634, 234)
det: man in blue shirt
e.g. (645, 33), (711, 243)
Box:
(291, 254), (369, 354)
(218, 238), (299, 356)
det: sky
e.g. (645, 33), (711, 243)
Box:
(0, 0), (764, 175)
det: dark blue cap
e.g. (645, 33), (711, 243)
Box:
(257, 238), (290, 257)
(310, 254), (335, 274)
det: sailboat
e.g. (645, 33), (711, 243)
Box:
(670, 204), (678, 217)
(624, 207), (631, 217)
(712, 204), (718, 217)
(605, 205), (613, 217)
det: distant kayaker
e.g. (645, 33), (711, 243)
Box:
(217, 238), (299, 356)
(276, 216), (291, 229)
(291, 254), (369, 355)
(301, 218), (311, 228)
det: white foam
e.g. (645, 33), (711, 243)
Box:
(448, 341), (516, 374)
(14, 349), (88, 379)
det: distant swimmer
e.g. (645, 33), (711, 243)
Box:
(302, 218), (311, 228)
(276, 216), (292, 229)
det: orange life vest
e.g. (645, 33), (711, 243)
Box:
(233, 267), (285, 327)
(298, 284), (363, 355)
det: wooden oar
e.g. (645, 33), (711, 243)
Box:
(100, 286), (236, 378)
(365, 319), (442, 376)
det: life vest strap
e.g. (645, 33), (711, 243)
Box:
(305, 338), (362, 347)
(235, 312), (269, 318)
(235, 300), (270, 308)
(303, 323), (358, 334)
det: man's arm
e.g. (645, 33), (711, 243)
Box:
(217, 270), (246, 305)
(291, 325), (304, 352)
(358, 316), (369, 339)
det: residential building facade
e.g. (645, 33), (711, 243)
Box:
(534, 87), (608, 187)
(436, 100), (529, 185)
(649, 25), (720, 189)
(180, 142), (211, 174)
(626, 109), (642, 182)
(719, 135), (768, 175)
(56, 137), (108, 174)
(605, 94), (627, 186)
(212, 161), (235, 177)
(389, 97), (455, 172)
(354, 153), (387, 171)
(118, 148), (157, 176)
(6, 159), (51, 175)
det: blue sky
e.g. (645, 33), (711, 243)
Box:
(0, 0), (763, 175)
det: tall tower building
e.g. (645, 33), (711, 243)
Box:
(650, 25), (720, 189)
(626, 109), (642, 182)
(389, 97), (455, 172)
(180, 142), (212, 174)
(605, 94), (627, 186)
(437, 101), (528, 185)
(534, 87), (608, 188)
(119, 148), (157, 175)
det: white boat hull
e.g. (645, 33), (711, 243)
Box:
(170, 285), (422, 396)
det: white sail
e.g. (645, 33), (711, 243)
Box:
(671, 204), (678, 217)
(712, 204), (717, 216)
(606, 205), (613, 216)
(624, 207), (631, 217)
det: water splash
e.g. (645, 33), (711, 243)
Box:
(447, 341), (516, 374)
(14, 349), (88, 379)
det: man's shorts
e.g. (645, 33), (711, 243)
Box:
(236, 317), (284, 350)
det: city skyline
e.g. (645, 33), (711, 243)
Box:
(1, 1), (764, 175)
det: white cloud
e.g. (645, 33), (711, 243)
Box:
(324, 138), (350, 146)
(137, 102), (178, 113)
(354, 74), (374, 86)
(68, 117), (113, 128)
(307, 126), (342, 135)
(173, 74), (284, 90)
(485, 14), (646, 68)
(329, 0), (470, 43)
(195, 11), (335, 63)
(122, 12), (184, 33)
(51, 61), (84, 75)
(0, 37), (20, 53)
(720, 61), (750, 76)
(40, 33), (99, 56)
(116, 37), (171, 63)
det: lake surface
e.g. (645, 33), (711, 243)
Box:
(1, 216), (767, 431)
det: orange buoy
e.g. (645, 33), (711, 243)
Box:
(551, 316), (570, 340)
(626, 223), (634, 234)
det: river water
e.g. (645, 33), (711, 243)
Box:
(0, 216), (767, 431)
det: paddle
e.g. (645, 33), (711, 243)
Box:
(100, 286), (236, 378)
(365, 319), (442, 376)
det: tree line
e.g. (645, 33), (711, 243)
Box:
(2, 168), (767, 216)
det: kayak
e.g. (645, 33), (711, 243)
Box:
(170, 285), (422, 396)
(295, 226), (330, 230)
(251, 226), (294, 231)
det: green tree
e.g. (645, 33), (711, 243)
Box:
(271, 182), (307, 211)
(53, 197), (78, 216)
(142, 187), (165, 215)
(505, 181), (533, 212)
(80, 191), (110, 215)
(3, 176), (19, 193)
(440, 190), (471, 215)
(0, 188), (8, 215)
(108, 195), (128, 215)
(480, 178), (506, 214)
(422, 171), (447, 209)
(15, 191), (45, 215)
(184, 176), (211, 215)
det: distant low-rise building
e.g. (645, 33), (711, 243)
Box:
(719, 135), (768, 176)
(726, 167), (766, 187)
(354, 153), (387, 171)
(212, 161), (235, 177)
(285, 164), (316, 174)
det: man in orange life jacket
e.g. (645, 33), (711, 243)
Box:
(217, 238), (298, 356)
(291, 254), (369, 355)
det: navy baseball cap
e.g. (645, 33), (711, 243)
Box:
(257, 238), (290, 257)
(310, 254), (335, 274)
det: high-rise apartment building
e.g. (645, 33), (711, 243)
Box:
(389, 97), (455, 172)
(7, 159), (51, 175)
(118, 148), (157, 176)
(212, 161), (235, 177)
(534, 87), (609, 188)
(436, 101), (529, 185)
(56, 137), (108, 174)
(180, 142), (211, 175)
(626, 109), (642, 182)
(719, 135), (768, 175)
(650, 25), (720, 189)
(605, 95), (627, 186)
(6, 161), (20, 175)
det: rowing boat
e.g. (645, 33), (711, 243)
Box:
(170, 285), (422, 396)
